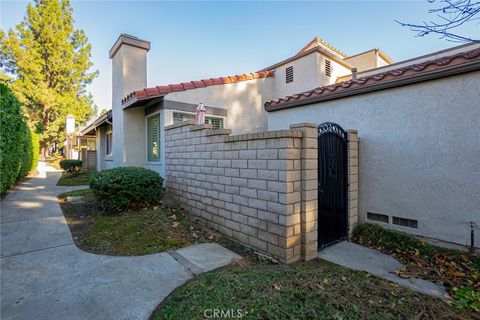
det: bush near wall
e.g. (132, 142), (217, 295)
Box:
(89, 167), (164, 211)
(60, 159), (83, 175)
(0, 83), (39, 194)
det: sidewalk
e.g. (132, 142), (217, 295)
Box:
(1, 163), (241, 320)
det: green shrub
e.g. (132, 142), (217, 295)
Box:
(60, 159), (83, 175)
(0, 83), (36, 194)
(30, 131), (40, 172)
(89, 167), (163, 211)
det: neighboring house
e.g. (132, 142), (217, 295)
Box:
(265, 43), (480, 248)
(81, 34), (393, 177)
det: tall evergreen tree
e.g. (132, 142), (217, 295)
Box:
(0, 0), (98, 154)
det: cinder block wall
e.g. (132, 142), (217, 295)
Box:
(164, 120), (317, 263)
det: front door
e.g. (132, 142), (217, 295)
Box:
(317, 122), (348, 249)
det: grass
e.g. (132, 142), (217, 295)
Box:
(58, 195), (221, 256)
(151, 259), (472, 320)
(57, 171), (93, 186)
(45, 157), (63, 170)
(61, 189), (93, 197)
(353, 223), (480, 312)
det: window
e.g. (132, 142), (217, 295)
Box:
(392, 216), (418, 228)
(205, 117), (223, 129)
(285, 66), (294, 83)
(147, 113), (161, 162)
(105, 131), (112, 155)
(325, 60), (332, 77)
(173, 112), (195, 123)
(173, 112), (223, 129)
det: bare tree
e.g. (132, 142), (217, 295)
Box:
(396, 0), (480, 43)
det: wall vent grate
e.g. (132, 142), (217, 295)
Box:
(392, 216), (418, 228)
(286, 66), (294, 83)
(325, 60), (332, 77)
(367, 212), (389, 223)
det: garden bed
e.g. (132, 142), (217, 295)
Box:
(353, 223), (480, 312)
(58, 190), (221, 256)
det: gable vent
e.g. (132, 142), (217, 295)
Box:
(285, 66), (294, 83)
(392, 216), (418, 228)
(325, 60), (332, 77)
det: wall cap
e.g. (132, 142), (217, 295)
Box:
(165, 120), (196, 131)
(225, 129), (302, 142)
(289, 123), (318, 129)
(109, 34), (150, 59)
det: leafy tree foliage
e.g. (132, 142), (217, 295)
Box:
(0, 0), (98, 152)
(0, 83), (39, 194)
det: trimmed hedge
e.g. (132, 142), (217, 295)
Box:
(89, 167), (164, 211)
(0, 83), (39, 194)
(60, 159), (83, 175)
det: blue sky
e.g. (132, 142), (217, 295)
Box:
(2, 1), (478, 112)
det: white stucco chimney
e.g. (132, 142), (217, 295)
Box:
(109, 34), (150, 107)
(109, 34), (150, 166)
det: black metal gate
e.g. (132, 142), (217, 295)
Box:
(317, 122), (348, 249)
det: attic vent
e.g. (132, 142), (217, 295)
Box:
(367, 212), (389, 223)
(325, 60), (332, 77)
(392, 216), (418, 228)
(285, 66), (294, 83)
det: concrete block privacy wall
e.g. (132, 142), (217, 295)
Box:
(164, 120), (320, 263)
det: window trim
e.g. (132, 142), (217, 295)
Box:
(172, 111), (225, 129)
(105, 130), (112, 156)
(145, 111), (162, 164)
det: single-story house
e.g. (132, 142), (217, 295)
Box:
(82, 34), (393, 176)
(81, 34), (479, 260)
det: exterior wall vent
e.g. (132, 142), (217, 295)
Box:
(325, 60), (332, 77)
(285, 66), (294, 83)
(367, 212), (389, 223)
(392, 216), (418, 228)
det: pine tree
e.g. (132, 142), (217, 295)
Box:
(0, 0), (98, 154)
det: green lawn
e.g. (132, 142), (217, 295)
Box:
(152, 259), (471, 320)
(58, 195), (220, 256)
(56, 171), (93, 186)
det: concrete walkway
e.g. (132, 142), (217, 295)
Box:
(1, 163), (241, 320)
(318, 241), (445, 298)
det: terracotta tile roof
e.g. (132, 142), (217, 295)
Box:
(296, 37), (348, 58)
(122, 70), (274, 105)
(265, 48), (480, 111)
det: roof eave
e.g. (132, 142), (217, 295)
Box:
(265, 59), (480, 112)
(122, 94), (166, 109)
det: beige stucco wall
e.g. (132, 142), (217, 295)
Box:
(95, 124), (113, 171)
(166, 78), (273, 135)
(111, 44), (148, 167)
(267, 71), (480, 248)
(344, 50), (378, 72)
(270, 52), (350, 100)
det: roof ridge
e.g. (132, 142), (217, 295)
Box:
(296, 37), (348, 58)
(265, 48), (480, 110)
(122, 70), (274, 105)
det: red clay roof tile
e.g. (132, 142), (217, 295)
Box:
(122, 70), (274, 105)
(265, 48), (480, 111)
